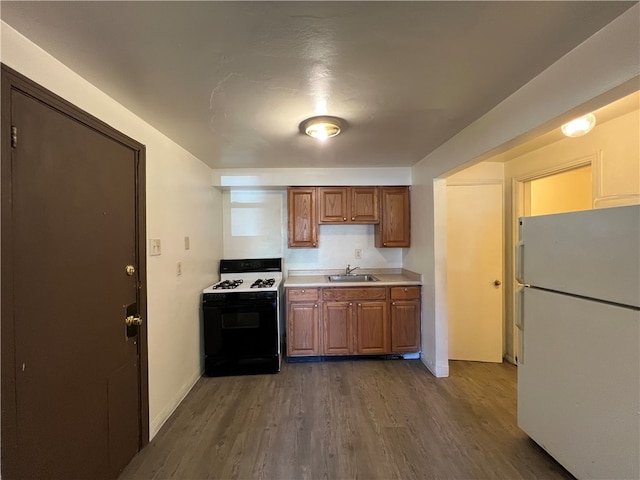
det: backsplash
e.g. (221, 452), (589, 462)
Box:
(286, 224), (402, 274)
(222, 189), (403, 274)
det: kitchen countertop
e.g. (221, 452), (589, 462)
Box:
(284, 268), (422, 288)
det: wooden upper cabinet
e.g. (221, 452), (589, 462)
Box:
(351, 187), (379, 223)
(288, 187), (318, 248)
(318, 187), (379, 224)
(375, 187), (410, 247)
(318, 187), (348, 223)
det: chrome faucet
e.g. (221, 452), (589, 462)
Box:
(345, 264), (359, 275)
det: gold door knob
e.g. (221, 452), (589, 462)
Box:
(125, 265), (136, 276)
(494, 280), (502, 286)
(125, 315), (142, 327)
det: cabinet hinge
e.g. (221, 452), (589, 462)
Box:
(11, 126), (17, 148)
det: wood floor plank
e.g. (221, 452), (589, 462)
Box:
(119, 360), (574, 480)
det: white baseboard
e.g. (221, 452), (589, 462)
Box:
(149, 367), (202, 440)
(420, 354), (449, 377)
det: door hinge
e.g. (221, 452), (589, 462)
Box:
(11, 126), (17, 148)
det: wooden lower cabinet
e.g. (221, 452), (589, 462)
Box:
(287, 288), (321, 356)
(286, 285), (420, 357)
(390, 287), (421, 352)
(323, 302), (353, 354)
(355, 301), (389, 354)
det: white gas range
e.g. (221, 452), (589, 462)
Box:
(203, 271), (282, 294)
(202, 258), (283, 376)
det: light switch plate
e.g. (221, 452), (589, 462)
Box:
(184, 236), (190, 250)
(149, 239), (161, 256)
(355, 249), (362, 259)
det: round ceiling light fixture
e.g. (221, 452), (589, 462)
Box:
(561, 113), (596, 138)
(299, 116), (345, 140)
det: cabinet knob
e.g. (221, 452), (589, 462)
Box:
(358, 303), (362, 307)
(351, 217), (355, 221)
(383, 243), (387, 246)
(312, 242), (316, 247)
(403, 288), (407, 292)
(349, 303), (353, 306)
(392, 302), (396, 305)
(343, 217), (347, 221)
(301, 289), (305, 293)
(314, 304), (318, 308)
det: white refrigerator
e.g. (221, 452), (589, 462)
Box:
(516, 205), (640, 480)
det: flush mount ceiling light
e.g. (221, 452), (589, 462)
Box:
(299, 116), (345, 140)
(561, 113), (596, 138)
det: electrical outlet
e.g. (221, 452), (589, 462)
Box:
(177, 261), (182, 276)
(355, 248), (362, 259)
(149, 239), (161, 256)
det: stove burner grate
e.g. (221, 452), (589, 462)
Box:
(250, 278), (276, 289)
(212, 279), (243, 290)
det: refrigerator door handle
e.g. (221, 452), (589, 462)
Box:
(515, 286), (525, 331)
(515, 286), (525, 365)
(515, 241), (525, 284)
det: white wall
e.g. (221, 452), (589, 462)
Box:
(221, 188), (403, 274)
(405, 6), (640, 377)
(1, 22), (223, 439)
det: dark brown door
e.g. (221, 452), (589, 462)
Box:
(2, 68), (147, 479)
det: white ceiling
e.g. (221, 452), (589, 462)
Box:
(1, 1), (636, 170)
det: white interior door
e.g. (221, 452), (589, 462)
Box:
(447, 183), (503, 362)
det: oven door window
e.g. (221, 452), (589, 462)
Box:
(222, 310), (260, 329)
(204, 303), (277, 356)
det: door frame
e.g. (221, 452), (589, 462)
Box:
(509, 155), (594, 362)
(1, 64), (149, 475)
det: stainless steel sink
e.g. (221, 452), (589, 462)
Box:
(326, 274), (379, 282)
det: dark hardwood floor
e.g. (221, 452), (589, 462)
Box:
(119, 359), (573, 480)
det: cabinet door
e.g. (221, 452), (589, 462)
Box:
(351, 187), (379, 223)
(318, 187), (348, 223)
(355, 301), (390, 354)
(390, 300), (421, 352)
(376, 187), (410, 247)
(288, 187), (318, 247)
(323, 302), (353, 354)
(287, 302), (321, 356)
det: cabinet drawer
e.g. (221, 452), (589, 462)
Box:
(390, 286), (421, 300)
(323, 287), (387, 301)
(287, 288), (319, 302)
